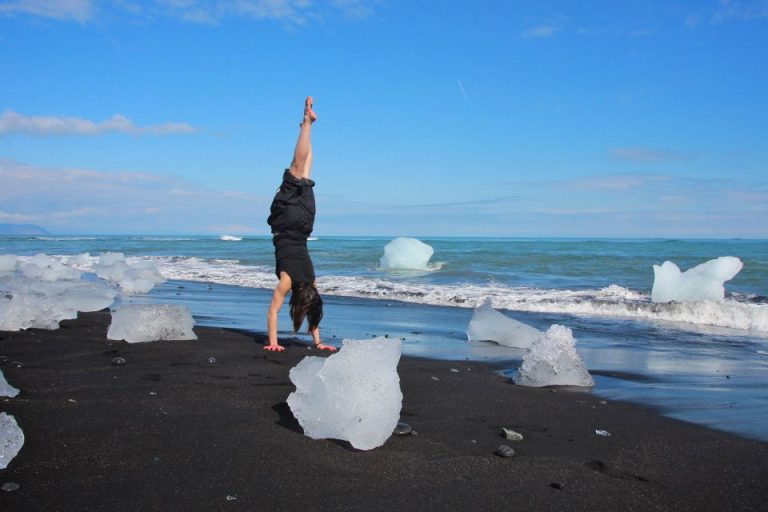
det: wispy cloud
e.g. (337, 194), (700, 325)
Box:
(0, 159), (270, 234)
(0, 0), (93, 22)
(456, 79), (468, 99)
(521, 25), (561, 39)
(554, 173), (670, 191)
(714, 0), (768, 21)
(609, 146), (699, 163)
(0, 111), (197, 136)
(0, 0), (379, 25)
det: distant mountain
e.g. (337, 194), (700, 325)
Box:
(0, 223), (49, 235)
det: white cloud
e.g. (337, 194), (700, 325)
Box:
(0, 111), (197, 136)
(1, 0), (379, 24)
(714, 0), (768, 21)
(521, 25), (561, 39)
(609, 146), (699, 163)
(0, 159), (271, 234)
(0, 0), (93, 22)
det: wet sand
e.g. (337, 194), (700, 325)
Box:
(1, 311), (767, 511)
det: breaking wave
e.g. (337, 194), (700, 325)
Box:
(140, 256), (768, 335)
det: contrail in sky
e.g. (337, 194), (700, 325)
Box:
(456, 79), (468, 99)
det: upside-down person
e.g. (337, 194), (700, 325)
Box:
(265, 96), (336, 353)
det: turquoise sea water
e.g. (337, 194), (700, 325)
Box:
(1, 235), (767, 440)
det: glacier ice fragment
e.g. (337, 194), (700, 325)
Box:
(652, 256), (743, 303)
(379, 237), (443, 271)
(466, 298), (542, 348)
(0, 369), (19, 398)
(95, 252), (165, 294)
(513, 324), (594, 387)
(0, 413), (24, 470)
(107, 304), (197, 343)
(287, 337), (402, 451)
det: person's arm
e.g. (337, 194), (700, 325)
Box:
(265, 273), (292, 351)
(311, 326), (336, 351)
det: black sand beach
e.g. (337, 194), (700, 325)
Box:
(1, 311), (767, 511)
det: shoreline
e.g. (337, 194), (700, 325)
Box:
(2, 311), (767, 511)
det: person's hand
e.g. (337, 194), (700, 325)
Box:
(264, 344), (285, 352)
(314, 343), (336, 352)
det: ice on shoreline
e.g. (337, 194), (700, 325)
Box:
(514, 324), (594, 388)
(466, 298), (541, 348)
(0, 369), (19, 398)
(1, 254), (118, 331)
(0, 412), (24, 470)
(652, 256), (743, 303)
(107, 304), (197, 343)
(287, 337), (402, 451)
(95, 252), (166, 294)
(466, 299), (593, 387)
(379, 237), (443, 272)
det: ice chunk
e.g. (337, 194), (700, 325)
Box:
(0, 273), (117, 331)
(67, 252), (92, 267)
(513, 324), (594, 387)
(287, 337), (402, 451)
(95, 252), (165, 294)
(0, 412), (24, 469)
(19, 253), (81, 281)
(0, 369), (19, 398)
(379, 237), (443, 271)
(466, 298), (542, 348)
(0, 254), (17, 272)
(652, 256), (743, 303)
(107, 304), (197, 343)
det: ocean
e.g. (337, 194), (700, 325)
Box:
(2, 235), (767, 441)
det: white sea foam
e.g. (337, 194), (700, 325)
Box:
(28, 254), (768, 336)
(219, 235), (242, 241)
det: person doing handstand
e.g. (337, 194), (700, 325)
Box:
(265, 97), (336, 352)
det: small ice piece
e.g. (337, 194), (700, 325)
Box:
(513, 324), (594, 387)
(287, 337), (402, 451)
(379, 237), (443, 271)
(0, 369), (20, 398)
(466, 298), (542, 349)
(107, 304), (197, 343)
(651, 256), (743, 303)
(0, 412), (24, 470)
(595, 429), (611, 437)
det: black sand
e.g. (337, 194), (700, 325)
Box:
(1, 311), (767, 511)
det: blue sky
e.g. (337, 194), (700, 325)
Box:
(1, 0), (766, 237)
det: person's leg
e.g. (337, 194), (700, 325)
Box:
(288, 96), (317, 180)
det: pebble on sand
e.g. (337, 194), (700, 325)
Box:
(393, 421), (413, 436)
(495, 445), (515, 458)
(500, 428), (524, 441)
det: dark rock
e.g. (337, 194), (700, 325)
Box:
(495, 445), (515, 458)
(393, 421), (412, 436)
(111, 357), (127, 366)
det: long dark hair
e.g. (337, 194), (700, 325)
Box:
(289, 282), (323, 332)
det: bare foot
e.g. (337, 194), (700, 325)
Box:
(314, 343), (336, 352)
(304, 96), (317, 124)
(264, 343), (285, 352)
